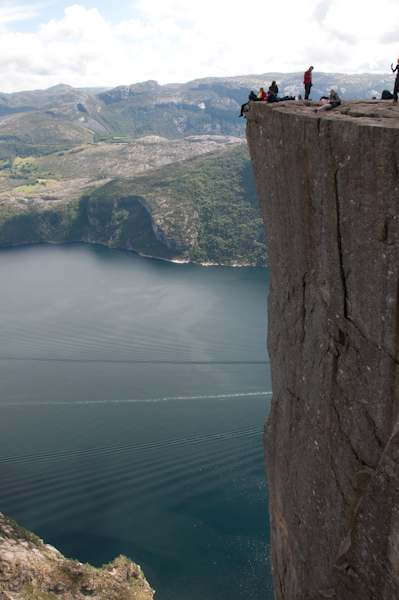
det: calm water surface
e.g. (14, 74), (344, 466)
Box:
(0, 243), (273, 599)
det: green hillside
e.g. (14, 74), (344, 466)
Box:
(0, 76), (271, 265)
(0, 112), (94, 160)
(0, 144), (267, 266)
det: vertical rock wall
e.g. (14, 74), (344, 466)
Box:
(246, 101), (399, 600)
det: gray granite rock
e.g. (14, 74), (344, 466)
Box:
(245, 100), (399, 599)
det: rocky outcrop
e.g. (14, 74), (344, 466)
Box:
(0, 513), (154, 600)
(245, 100), (399, 599)
(85, 195), (195, 253)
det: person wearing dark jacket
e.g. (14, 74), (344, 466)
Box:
(266, 91), (278, 103)
(391, 59), (399, 102)
(269, 81), (278, 96)
(239, 90), (258, 116)
(304, 66), (313, 99)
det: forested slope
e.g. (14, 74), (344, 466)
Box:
(0, 144), (267, 266)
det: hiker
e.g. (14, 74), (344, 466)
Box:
(257, 87), (267, 101)
(266, 90), (278, 103)
(239, 90), (257, 116)
(304, 66), (314, 99)
(312, 89), (341, 113)
(297, 94), (303, 101)
(391, 59), (399, 102)
(269, 81), (278, 96)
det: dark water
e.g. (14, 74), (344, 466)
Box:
(0, 243), (273, 599)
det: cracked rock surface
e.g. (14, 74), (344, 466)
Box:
(246, 100), (399, 599)
(0, 513), (154, 600)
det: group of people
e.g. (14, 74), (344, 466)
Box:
(238, 70), (341, 117)
(303, 66), (342, 111)
(239, 60), (399, 118)
(238, 81), (280, 116)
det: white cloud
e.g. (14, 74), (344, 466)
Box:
(0, 0), (398, 92)
(39, 5), (111, 41)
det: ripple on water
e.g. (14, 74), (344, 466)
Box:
(0, 243), (273, 600)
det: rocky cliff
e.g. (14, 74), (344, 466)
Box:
(245, 100), (399, 599)
(0, 513), (154, 599)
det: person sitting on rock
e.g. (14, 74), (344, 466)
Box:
(266, 90), (278, 103)
(239, 90), (258, 116)
(269, 81), (278, 96)
(391, 59), (399, 102)
(312, 89), (341, 113)
(257, 87), (267, 101)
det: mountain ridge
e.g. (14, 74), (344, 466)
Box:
(0, 72), (395, 158)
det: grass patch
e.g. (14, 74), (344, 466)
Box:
(12, 179), (58, 192)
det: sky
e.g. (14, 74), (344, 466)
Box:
(0, 0), (399, 93)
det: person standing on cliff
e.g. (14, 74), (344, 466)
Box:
(391, 59), (399, 102)
(304, 66), (314, 100)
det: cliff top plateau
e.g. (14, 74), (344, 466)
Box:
(246, 98), (399, 599)
(245, 98), (399, 128)
(0, 513), (154, 600)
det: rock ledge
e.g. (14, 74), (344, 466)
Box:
(0, 513), (154, 600)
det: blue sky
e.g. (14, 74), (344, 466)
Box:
(1, 0), (399, 92)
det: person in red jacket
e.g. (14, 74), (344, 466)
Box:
(257, 87), (267, 100)
(304, 66), (314, 100)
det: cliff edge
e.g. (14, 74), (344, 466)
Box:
(246, 100), (399, 599)
(0, 513), (154, 600)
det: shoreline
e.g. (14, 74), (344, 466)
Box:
(0, 238), (268, 268)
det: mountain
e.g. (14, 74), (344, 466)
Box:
(0, 72), (394, 160)
(0, 72), (395, 265)
(0, 83), (109, 114)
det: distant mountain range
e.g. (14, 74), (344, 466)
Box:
(0, 72), (394, 159)
(0, 72), (395, 265)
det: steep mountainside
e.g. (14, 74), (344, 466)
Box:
(246, 99), (399, 599)
(0, 143), (266, 266)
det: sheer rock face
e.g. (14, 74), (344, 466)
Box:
(0, 513), (154, 600)
(245, 100), (399, 600)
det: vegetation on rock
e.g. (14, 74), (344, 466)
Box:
(0, 513), (154, 600)
(0, 143), (267, 266)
